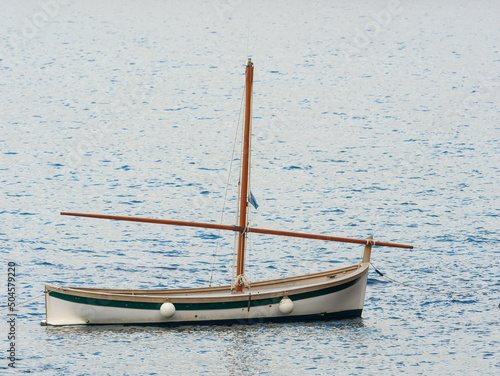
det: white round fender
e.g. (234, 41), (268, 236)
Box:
(160, 302), (176, 318)
(278, 296), (294, 314)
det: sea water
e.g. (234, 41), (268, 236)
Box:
(1, 0), (498, 374)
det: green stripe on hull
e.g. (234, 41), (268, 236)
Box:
(49, 276), (362, 311)
(45, 309), (363, 327)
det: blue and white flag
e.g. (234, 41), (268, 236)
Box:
(248, 191), (259, 210)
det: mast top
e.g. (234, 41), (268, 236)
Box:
(247, 58), (253, 67)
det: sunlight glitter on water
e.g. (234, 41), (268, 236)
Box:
(1, 0), (499, 374)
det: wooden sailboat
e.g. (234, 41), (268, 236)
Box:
(44, 60), (412, 326)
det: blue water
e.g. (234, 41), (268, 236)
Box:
(1, 0), (499, 374)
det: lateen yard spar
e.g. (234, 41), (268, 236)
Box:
(44, 60), (412, 326)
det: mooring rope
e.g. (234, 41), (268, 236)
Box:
(0, 293), (45, 312)
(370, 262), (500, 296)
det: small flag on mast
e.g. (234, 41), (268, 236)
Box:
(248, 191), (259, 209)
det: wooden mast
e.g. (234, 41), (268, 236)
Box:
(235, 58), (254, 292)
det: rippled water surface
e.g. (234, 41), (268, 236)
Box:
(1, 0), (499, 374)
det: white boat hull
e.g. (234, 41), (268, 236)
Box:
(44, 263), (369, 326)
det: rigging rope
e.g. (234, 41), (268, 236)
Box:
(232, 274), (250, 291)
(246, 201), (252, 286)
(370, 262), (500, 296)
(210, 1), (253, 287)
(209, 1), (253, 287)
(208, 85), (246, 287)
(245, 80), (255, 286)
(230, 126), (245, 288)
